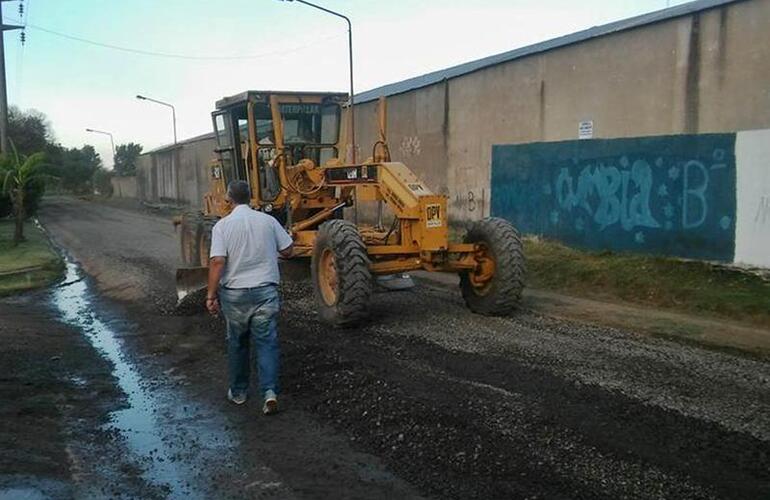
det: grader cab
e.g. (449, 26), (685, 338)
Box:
(176, 90), (525, 326)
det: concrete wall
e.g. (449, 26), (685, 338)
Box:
(136, 135), (216, 207)
(354, 0), (770, 226)
(110, 176), (137, 199)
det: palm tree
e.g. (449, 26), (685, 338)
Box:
(0, 143), (48, 246)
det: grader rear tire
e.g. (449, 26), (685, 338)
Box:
(460, 217), (525, 316)
(180, 212), (203, 266)
(312, 220), (372, 327)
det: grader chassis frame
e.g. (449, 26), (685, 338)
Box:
(177, 90), (525, 326)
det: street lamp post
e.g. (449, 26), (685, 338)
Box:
(85, 127), (116, 166)
(279, 0), (355, 163)
(136, 94), (177, 145)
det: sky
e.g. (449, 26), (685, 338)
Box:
(3, 0), (693, 168)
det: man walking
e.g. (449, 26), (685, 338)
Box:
(205, 180), (293, 415)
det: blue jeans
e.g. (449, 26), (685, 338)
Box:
(218, 284), (281, 398)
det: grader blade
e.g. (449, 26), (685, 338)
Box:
(175, 266), (208, 305)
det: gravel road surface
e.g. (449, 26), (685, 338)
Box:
(12, 196), (770, 499)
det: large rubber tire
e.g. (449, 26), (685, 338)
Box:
(460, 217), (526, 316)
(198, 218), (218, 267)
(180, 212), (203, 266)
(311, 220), (373, 327)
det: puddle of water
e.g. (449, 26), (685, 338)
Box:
(51, 258), (204, 498)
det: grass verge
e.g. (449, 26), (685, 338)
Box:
(524, 237), (770, 328)
(0, 219), (64, 296)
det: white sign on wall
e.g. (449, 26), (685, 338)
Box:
(578, 120), (594, 140)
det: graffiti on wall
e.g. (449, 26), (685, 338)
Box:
(490, 134), (737, 261)
(399, 136), (422, 157)
(452, 190), (481, 213)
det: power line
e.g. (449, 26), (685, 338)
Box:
(11, 20), (344, 61)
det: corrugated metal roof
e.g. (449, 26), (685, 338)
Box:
(355, 0), (745, 104)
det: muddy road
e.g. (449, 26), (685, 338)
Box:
(4, 196), (770, 499)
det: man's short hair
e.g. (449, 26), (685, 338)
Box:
(227, 180), (251, 205)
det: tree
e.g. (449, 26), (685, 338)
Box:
(8, 106), (53, 157)
(49, 145), (103, 194)
(0, 108), (54, 216)
(0, 144), (49, 245)
(113, 142), (143, 176)
(93, 168), (114, 197)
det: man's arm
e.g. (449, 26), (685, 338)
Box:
(206, 257), (226, 315)
(272, 217), (295, 259)
(206, 223), (227, 314)
(207, 257), (226, 298)
(279, 243), (293, 259)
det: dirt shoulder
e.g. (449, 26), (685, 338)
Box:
(415, 271), (770, 358)
(524, 237), (770, 328)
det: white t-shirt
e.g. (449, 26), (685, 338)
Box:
(209, 204), (293, 288)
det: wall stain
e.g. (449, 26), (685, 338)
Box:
(756, 195), (770, 225)
(442, 78), (450, 149)
(539, 80), (546, 139)
(717, 7), (728, 87)
(685, 14), (702, 133)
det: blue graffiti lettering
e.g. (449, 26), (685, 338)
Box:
(591, 165), (621, 230)
(682, 160), (709, 229)
(555, 160), (659, 232)
(625, 160), (660, 231)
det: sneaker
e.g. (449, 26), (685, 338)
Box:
(263, 390), (279, 415)
(227, 388), (247, 405)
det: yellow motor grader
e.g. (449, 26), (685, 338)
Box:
(176, 90), (525, 326)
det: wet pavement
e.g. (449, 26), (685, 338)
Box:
(51, 257), (238, 498)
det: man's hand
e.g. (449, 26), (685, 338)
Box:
(206, 296), (220, 316)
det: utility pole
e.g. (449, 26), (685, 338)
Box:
(0, 0), (22, 155)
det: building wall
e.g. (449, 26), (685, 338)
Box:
(110, 176), (137, 198)
(136, 136), (216, 207)
(354, 0), (770, 226)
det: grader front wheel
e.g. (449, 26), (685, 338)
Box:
(460, 217), (526, 315)
(312, 220), (373, 327)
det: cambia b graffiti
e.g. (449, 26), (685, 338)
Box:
(490, 134), (736, 261)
